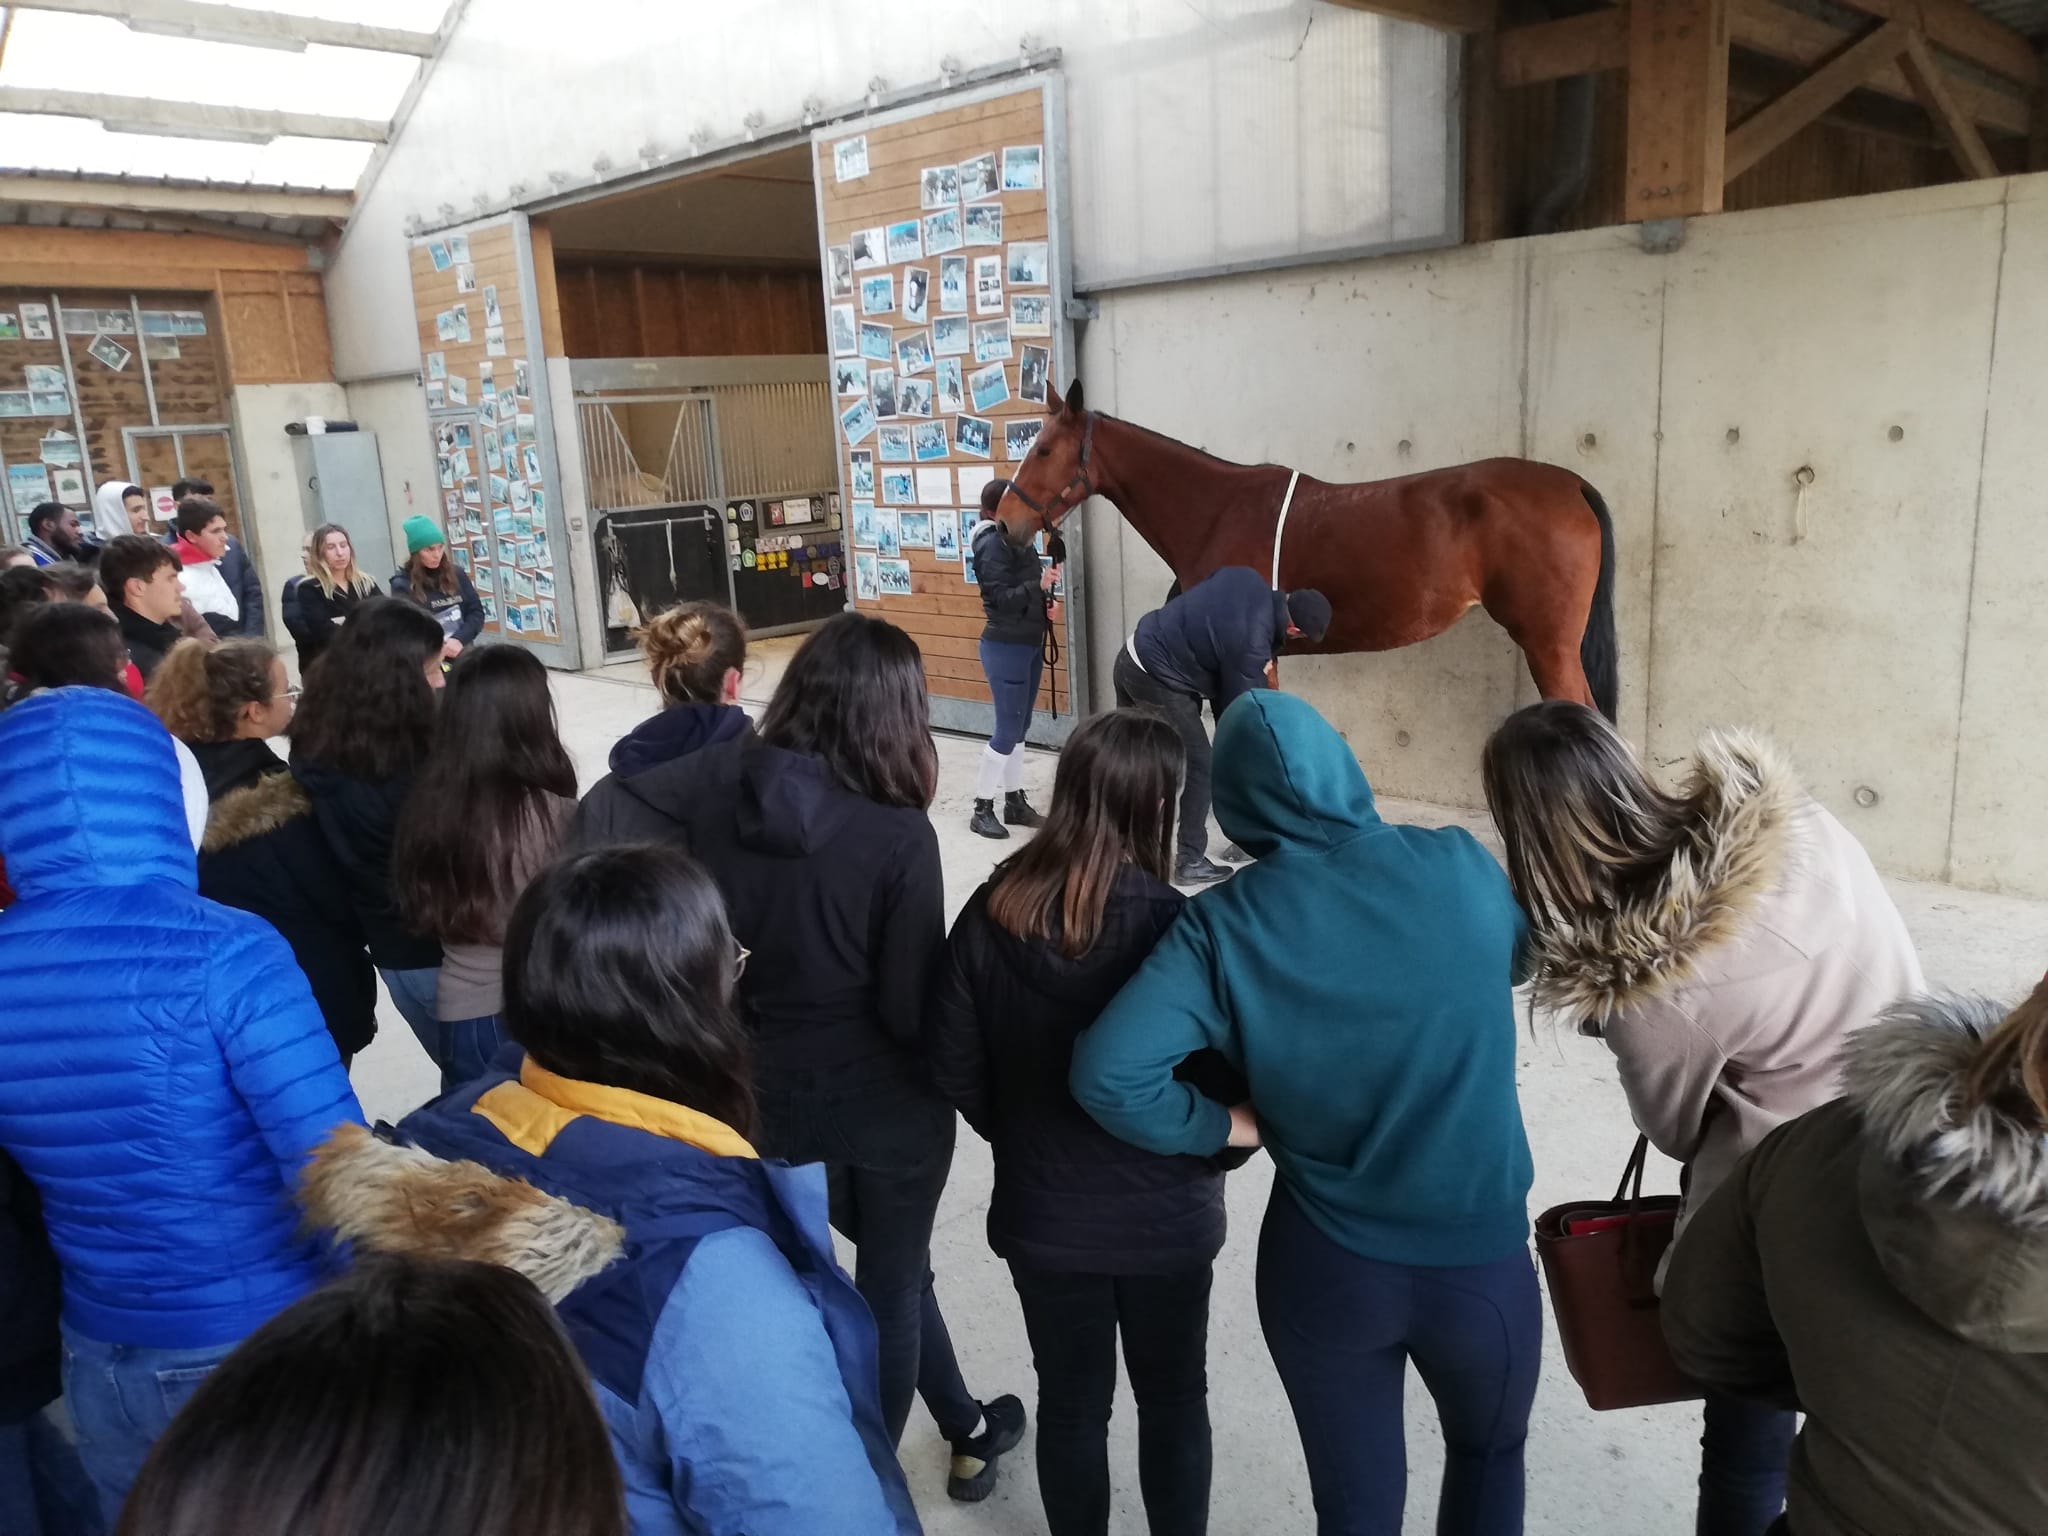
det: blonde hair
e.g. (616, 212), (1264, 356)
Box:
(310, 522), (374, 600)
(148, 638), (279, 744)
(636, 602), (746, 707)
(1964, 978), (2048, 1129)
(1482, 700), (1696, 931)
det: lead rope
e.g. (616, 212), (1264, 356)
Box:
(1043, 528), (1066, 715)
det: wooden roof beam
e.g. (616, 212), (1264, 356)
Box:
(1829, 0), (2036, 90)
(1898, 27), (2001, 175)
(1319, 0), (1498, 35)
(0, 87), (388, 144)
(0, 173), (352, 219)
(1725, 19), (1909, 179)
(9, 0), (440, 56)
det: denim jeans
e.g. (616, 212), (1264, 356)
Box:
(376, 965), (442, 1058)
(1256, 1184), (1542, 1536)
(60, 1327), (235, 1527)
(1009, 1263), (1213, 1536)
(1697, 1389), (1795, 1536)
(437, 1014), (507, 1095)
(755, 1077), (982, 1447)
(0, 1411), (104, 1536)
(1113, 648), (1211, 865)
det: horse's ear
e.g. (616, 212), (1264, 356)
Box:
(1045, 379), (1064, 415)
(1066, 379), (1086, 416)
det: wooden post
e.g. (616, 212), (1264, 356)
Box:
(1464, 30), (1505, 243)
(1626, 0), (1730, 220)
(1724, 21), (1908, 182)
(1898, 29), (2001, 178)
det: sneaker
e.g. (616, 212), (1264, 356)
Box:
(1174, 855), (1232, 886)
(1002, 790), (1045, 828)
(970, 799), (1009, 840)
(947, 1394), (1026, 1502)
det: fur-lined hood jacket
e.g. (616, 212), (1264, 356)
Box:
(1528, 731), (1923, 1227)
(1662, 994), (2048, 1536)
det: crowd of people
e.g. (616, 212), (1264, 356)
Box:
(2, 501), (2045, 1536)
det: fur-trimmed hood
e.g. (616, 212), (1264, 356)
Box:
(201, 768), (314, 854)
(1528, 730), (1805, 1026)
(300, 1123), (624, 1303)
(1843, 995), (2048, 1349)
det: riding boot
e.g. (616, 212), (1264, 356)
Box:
(1002, 790), (1044, 828)
(970, 799), (1009, 840)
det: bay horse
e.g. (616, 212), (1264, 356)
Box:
(997, 381), (1618, 720)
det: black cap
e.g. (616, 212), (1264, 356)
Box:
(1285, 589), (1332, 641)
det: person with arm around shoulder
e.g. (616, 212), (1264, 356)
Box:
(389, 516), (483, 662)
(1073, 689), (1540, 1534)
(1482, 700), (1923, 1535)
(299, 845), (921, 1536)
(966, 477), (1051, 841)
(1662, 984), (2048, 1536)
(168, 478), (262, 638)
(929, 707), (1230, 1536)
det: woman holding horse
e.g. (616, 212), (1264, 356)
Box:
(968, 477), (1051, 841)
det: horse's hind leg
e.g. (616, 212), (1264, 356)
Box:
(1518, 638), (1595, 711)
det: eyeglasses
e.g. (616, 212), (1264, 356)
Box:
(734, 943), (751, 979)
(282, 686), (302, 702)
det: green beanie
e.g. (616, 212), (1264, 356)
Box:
(402, 514), (445, 556)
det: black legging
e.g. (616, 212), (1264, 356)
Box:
(1113, 648), (1210, 865)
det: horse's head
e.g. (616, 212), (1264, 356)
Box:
(996, 380), (1095, 541)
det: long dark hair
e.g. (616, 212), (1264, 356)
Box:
(1482, 700), (1695, 931)
(503, 845), (756, 1137)
(8, 604), (127, 694)
(113, 1256), (625, 1536)
(987, 709), (1182, 957)
(396, 645), (576, 943)
(290, 598), (445, 779)
(403, 547), (459, 600)
(757, 612), (937, 809)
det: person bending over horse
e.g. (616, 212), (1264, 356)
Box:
(1113, 566), (1329, 885)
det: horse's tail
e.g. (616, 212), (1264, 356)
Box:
(1577, 482), (1619, 722)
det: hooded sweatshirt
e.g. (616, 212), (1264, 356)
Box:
(1663, 994), (2048, 1535)
(90, 482), (138, 544)
(175, 537), (241, 632)
(569, 734), (942, 1094)
(1072, 690), (1534, 1268)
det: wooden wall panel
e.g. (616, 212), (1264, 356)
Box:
(1, 284), (243, 539)
(815, 86), (1068, 713)
(553, 257), (826, 359)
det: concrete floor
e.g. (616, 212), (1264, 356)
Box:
(349, 665), (2048, 1535)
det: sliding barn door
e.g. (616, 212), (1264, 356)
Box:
(813, 73), (1085, 743)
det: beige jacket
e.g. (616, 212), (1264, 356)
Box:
(1528, 732), (1923, 1237)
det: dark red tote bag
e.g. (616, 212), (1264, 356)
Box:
(1534, 1135), (1702, 1411)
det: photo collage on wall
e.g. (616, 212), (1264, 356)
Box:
(418, 232), (558, 642)
(827, 127), (1054, 610)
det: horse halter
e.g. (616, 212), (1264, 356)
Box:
(1002, 410), (1097, 532)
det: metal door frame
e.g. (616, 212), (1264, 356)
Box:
(121, 423), (252, 538)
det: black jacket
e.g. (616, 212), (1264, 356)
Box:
(972, 520), (1048, 648)
(0, 1150), (62, 1423)
(569, 734), (943, 1093)
(113, 602), (183, 682)
(928, 869), (1234, 1274)
(194, 740), (378, 1059)
(1133, 565), (1289, 712)
(290, 756), (441, 971)
(390, 566), (484, 645)
(294, 579), (380, 668)
(578, 701), (752, 831)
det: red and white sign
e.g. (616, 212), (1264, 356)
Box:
(150, 486), (177, 522)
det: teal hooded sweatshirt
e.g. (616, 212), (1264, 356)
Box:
(1071, 690), (1535, 1267)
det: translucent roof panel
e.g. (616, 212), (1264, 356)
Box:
(0, 1), (448, 191)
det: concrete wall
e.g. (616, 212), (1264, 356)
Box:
(1077, 175), (2048, 895)
(340, 376), (443, 565)
(228, 382), (349, 636)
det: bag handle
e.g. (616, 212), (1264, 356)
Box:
(1610, 1133), (1651, 1208)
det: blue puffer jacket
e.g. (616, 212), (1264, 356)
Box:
(0, 688), (365, 1350)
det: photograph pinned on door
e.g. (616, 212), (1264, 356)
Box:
(868, 367), (899, 419)
(835, 135), (869, 182)
(834, 358), (869, 397)
(1011, 295), (1052, 338)
(861, 274), (895, 316)
(898, 377), (934, 418)
(875, 507), (903, 556)
(830, 305), (857, 357)
(964, 201), (1003, 247)
(933, 509), (961, 562)
(1019, 344), (1050, 404)
(878, 424), (913, 462)
(1007, 241), (1049, 287)
(969, 360), (1010, 413)
(840, 396), (878, 447)
(921, 164), (960, 208)
(954, 414), (993, 458)
(854, 551), (879, 601)
(898, 511), (933, 549)
(972, 319), (1013, 364)
(851, 227), (886, 270)
(935, 357), (965, 413)
(828, 245), (855, 299)
(902, 267), (931, 325)
(1002, 145), (1043, 191)
(924, 209), (963, 256)
(974, 255), (1003, 316)
(896, 329), (933, 376)
(859, 322), (894, 362)
(932, 316), (970, 357)
(881, 469), (915, 506)
(958, 152), (998, 200)
(912, 421), (950, 462)
(877, 559), (914, 598)
(1006, 419), (1045, 461)
(852, 499), (879, 548)
(939, 255), (968, 313)
(886, 220), (923, 264)
(850, 450), (875, 498)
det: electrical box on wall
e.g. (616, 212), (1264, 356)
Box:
(291, 431), (394, 580)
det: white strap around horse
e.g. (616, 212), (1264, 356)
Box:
(1270, 469), (1300, 586)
